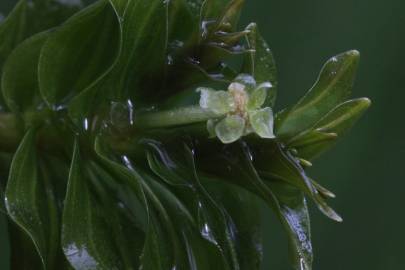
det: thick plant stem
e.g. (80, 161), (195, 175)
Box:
(135, 105), (223, 128)
(0, 106), (220, 153)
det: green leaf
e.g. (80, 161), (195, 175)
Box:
(25, 0), (83, 35)
(5, 128), (60, 269)
(68, 0), (169, 129)
(0, 0), (83, 108)
(264, 179), (313, 270)
(7, 221), (43, 270)
(86, 161), (146, 268)
(0, 0), (27, 108)
(98, 138), (225, 270)
(314, 98), (371, 134)
(106, 0), (169, 100)
(198, 141), (313, 270)
(289, 98), (371, 160)
(242, 145), (313, 270)
(203, 180), (263, 269)
(243, 23), (278, 107)
(2, 31), (49, 113)
(62, 140), (125, 269)
(252, 140), (342, 222)
(0, 0), (27, 65)
(167, 0), (198, 48)
(94, 139), (175, 270)
(276, 50), (360, 137)
(202, 0), (243, 33)
(140, 172), (206, 270)
(39, 0), (119, 108)
(145, 141), (237, 269)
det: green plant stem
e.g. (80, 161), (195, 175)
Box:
(135, 105), (223, 128)
(0, 105), (220, 153)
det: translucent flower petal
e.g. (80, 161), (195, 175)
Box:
(198, 87), (235, 114)
(249, 107), (276, 138)
(206, 119), (217, 138)
(248, 86), (267, 110)
(215, 115), (245, 144)
(233, 73), (256, 91)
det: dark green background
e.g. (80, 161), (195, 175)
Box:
(1, 0), (404, 269)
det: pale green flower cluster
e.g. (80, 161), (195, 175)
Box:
(197, 74), (276, 144)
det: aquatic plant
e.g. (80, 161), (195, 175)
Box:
(0, 0), (370, 269)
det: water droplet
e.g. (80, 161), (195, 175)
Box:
(109, 100), (134, 130)
(167, 55), (174, 65)
(187, 57), (201, 66)
(83, 118), (89, 131)
(63, 244), (99, 269)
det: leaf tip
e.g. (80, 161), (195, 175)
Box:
(359, 97), (372, 108)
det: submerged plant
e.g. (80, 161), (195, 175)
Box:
(0, 0), (370, 269)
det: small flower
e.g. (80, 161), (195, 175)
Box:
(197, 74), (276, 144)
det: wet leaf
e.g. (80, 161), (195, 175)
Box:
(276, 50), (360, 138)
(0, 0), (27, 108)
(2, 31), (49, 113)
(243, 23), (278, 107)
(197, 141), (313, 270)
(0, 0), (27, 65)
(264, 180), (313, 270)
(257, 141), (342, 222)
(289, 98), (371, 160)
(0, 0), (83, 108)
(39, 0), (119, 108)
(203, 180), (263, 269)
(167, 0), (198, 48)
(7, 221), (44, 270)
(94, 138), (176, 270)
(202, 0), (243, 33)
(0, 0), (371, 269)
(62, 140), (124, 269)
(68, 0), (169, 128)
(315, 98), (371, 134)
(5, 128), (60, 269)
(145, 140), (239, 269)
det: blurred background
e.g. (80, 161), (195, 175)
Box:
(241, 0), (405, 269)
(1, 0), (404, 269)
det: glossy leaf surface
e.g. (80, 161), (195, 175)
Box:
(290, 98), (371, 160)
(197, 141), (313, 269)
(243, 23), (278, 107)
(62, 141), (126, 269)
(0, 1), (371, 269)
(276, 50), (360, 138)
(39, 0), (119, 108)
(2, 32), (48, 113)
(5, 128), (60, 269)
